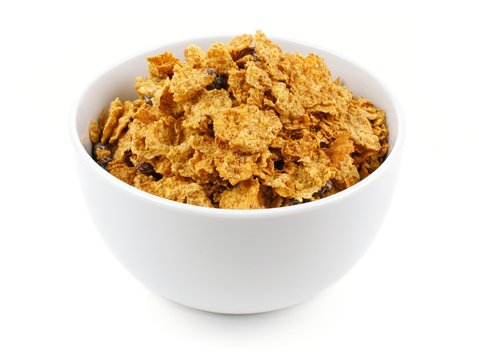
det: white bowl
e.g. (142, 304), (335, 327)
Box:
(71, 37), (404, 314)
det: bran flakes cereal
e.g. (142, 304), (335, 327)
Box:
(89, 31), (388, 209)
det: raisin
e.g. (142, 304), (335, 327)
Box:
(274, 159), (284, 171)
(205, 68), (228, 90)
(92, 143), (108, 160)
(207, 122), (215, 137)
(264, 89), (275, 102)
(124, 151), (134, 167)
(137, 162), (155, 175)
(290, 131), (303, 140)
(97, 156), (112, 170)
(144, 95), (153, 105)
(137, 162), (163, 180)
(236, 47), (256, 61)
(205, 68), (216, 76)
(318, 180), (332, 196)
(94, 142), (107, 151)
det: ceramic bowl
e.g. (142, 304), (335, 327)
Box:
(71, 37), (404, 314)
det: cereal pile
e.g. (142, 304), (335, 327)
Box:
(89, 31), (388, 209)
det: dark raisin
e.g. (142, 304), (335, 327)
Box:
(94, 142), (107, 151)
(291, 131), (302, 140)
(236, 47), (256, 61)
(205, 68), (228, 90)
(92, 142), (108, 160)
(144, 95), (153, 105)
(274, 159), (284, 171)
(137, 162), (163, 180)
(97, 156), (112, 170)
(205, 68), (216, 76)
(290, 198), (311, 206)
(264, 89), (275, 101)
(124, 151), (134, 167)
(137, 162), (156, 176)
(318, 180), (332, 196)
(207, 122), (215, 137)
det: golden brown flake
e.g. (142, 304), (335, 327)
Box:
(271, 82), (305, 121)
(219, 179), (263, 209)
(214, 105), (282, 153)
(205, 43), (237, 74)
(139, 176), (213, 207)
(183, 89), (232, 132)
(214, 147), (261, 185)
(254, 30), (287, 81)
(225, 34), (253, 59)
(147, 52), (180, 79)
(245, 62), (272, 90)
(228, 69), (250, 104)
(109, 100), (138, 142)
(89, 121), (100, 143)
(109, 160), (137, 185)
(101, 98), (124, 144)
(184, 45), (206, 69)
(169, 64), (212, 102)
(135, 77), (163, 97)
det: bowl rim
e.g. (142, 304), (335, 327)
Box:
(70, 35), (405, 219)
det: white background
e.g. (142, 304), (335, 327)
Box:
(1, 1), (478, 359)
